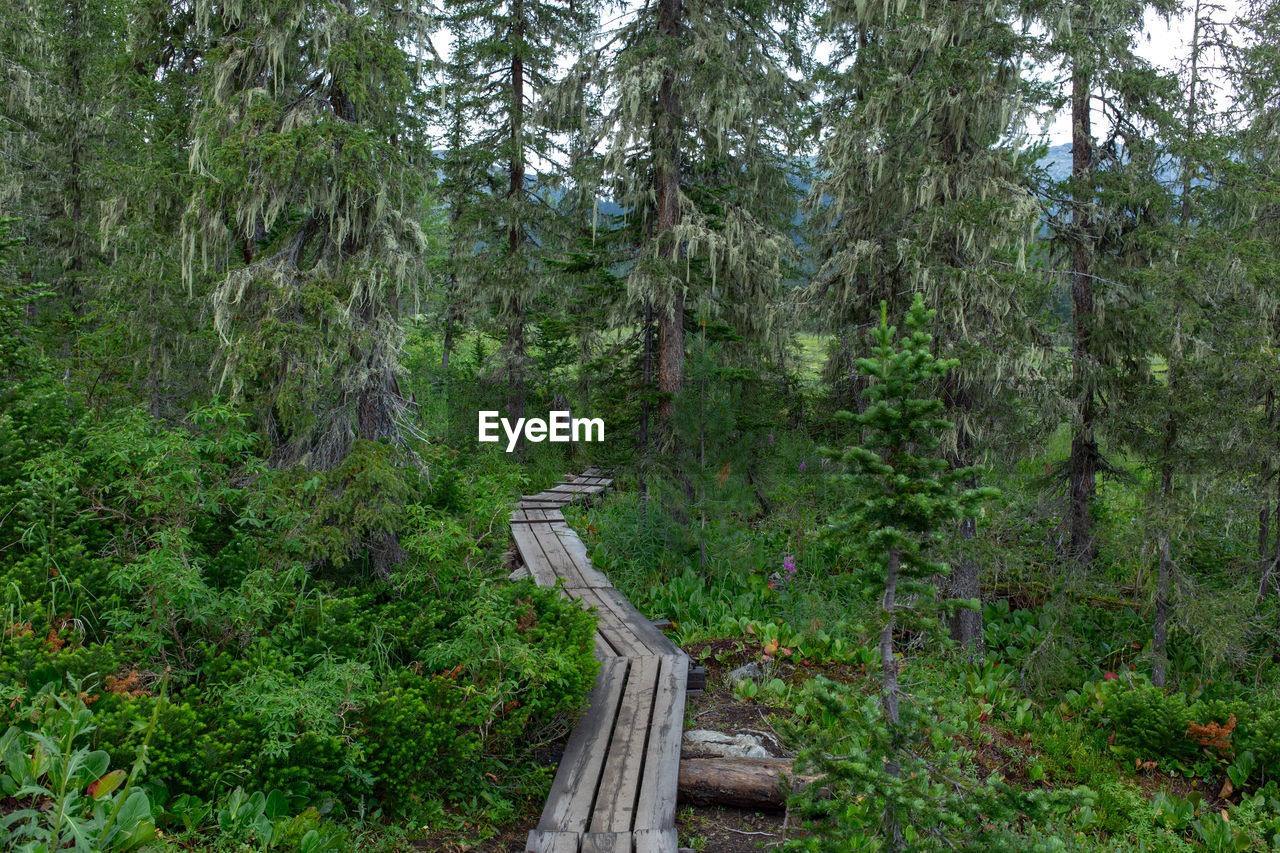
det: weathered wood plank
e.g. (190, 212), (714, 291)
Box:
(594, 588), (682, 657)
(590, 656), (661, 833)
(554, 527), (613, 588)
(565, 589), (649, 659)
(538, 657), (629, 834)
(634, 655), (689, 831)
(592, 630), (614, 661)
(547, 484), (605, 496)
(580, 833), (631, 853)
(524, 510), (593, 587)
(525, 829), (582, 853)
(522, 493), (573, 504)
(510, 523), (560, 587)
(632, 827), (677, 853)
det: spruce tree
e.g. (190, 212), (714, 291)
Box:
(183, 0), (435, 577)
(824, 295), (996, 849)
(1033, 0), (1179, 569)
(443, 0), (593, 431)
(1230, 0), (1280, 596)
(559, 0), (807, 451)
(808, 0), (1039, 650)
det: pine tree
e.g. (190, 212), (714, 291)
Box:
(808, 0), (1040, 651)
(824, 295), (996, 849)
(183, 0), (435, 577)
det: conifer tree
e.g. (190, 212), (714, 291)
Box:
(1230, 0), (1280, 596)
(808, 0), (1039, 650)
(560, 0), (807, 449)
(0, 0), (122, 323)
(1120, 0), (1253, 686)
(443, 0), (593, 429)
(97, 0), (209, 419)
(183, 0), (435, 577)
(824, 295), (996, 849)
(1034, 0), (1178, 569)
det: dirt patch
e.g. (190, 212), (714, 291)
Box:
(677, 803), (787, 852)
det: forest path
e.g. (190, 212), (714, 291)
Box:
(512, 468), (689, 853)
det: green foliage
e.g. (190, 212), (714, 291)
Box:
(1, 685), (158, 852)
(825, 295), (999, 624)
(783, 677), (1095, 852)
(362, 672), (483, 800)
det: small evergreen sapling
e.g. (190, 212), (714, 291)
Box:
(824, 295), (998, 849)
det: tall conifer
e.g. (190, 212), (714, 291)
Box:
(809, 0), (1038, 649)
(183, 0), (435, 576)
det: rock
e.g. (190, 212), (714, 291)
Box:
(683, 729), (771, 759)
(727, 661), (761, 687)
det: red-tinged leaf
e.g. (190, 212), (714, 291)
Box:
(88, 769), (126, 800)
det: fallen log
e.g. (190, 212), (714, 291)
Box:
(677, 756), (819, 811)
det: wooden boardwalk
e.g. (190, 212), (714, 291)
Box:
(511, 468), (688, 853)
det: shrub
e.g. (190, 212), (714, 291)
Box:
(1105, 687), (1195, 759)
(361, 671), (485, 800)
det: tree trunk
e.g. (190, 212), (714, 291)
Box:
(147, 283), (162, 420)
(442, 282), (455, 370)
(943, 378), (983, 656)
(880, 545), (902, 852)
(506, 3), (527, 441)
(1153, 523), (1172, 688)
(654, 0), (683, 428)
(66, 0), (86, 318)
(1260, 464), (1271, 576)
(1068, 59), (1098, 570)
(949, 515), (983, 657)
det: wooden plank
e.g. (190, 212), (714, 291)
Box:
(538, 658), (630, 834)
(524, 510), (590, 587)
(592, 630), (614, 662)
(510, 523), (561, 587)
(594, 588), (682, 657)
(565, 589), (649, 659)
(633, 655), (689, 831)
(581, 833), (631, 853)
(526, 829), (582, 853)
(522, 493), (573, 504)
(590, 656), (661, 833)
(547, 484), (604, 496)
(554, 527), (612, 588)
(632, 827), (677, 853)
